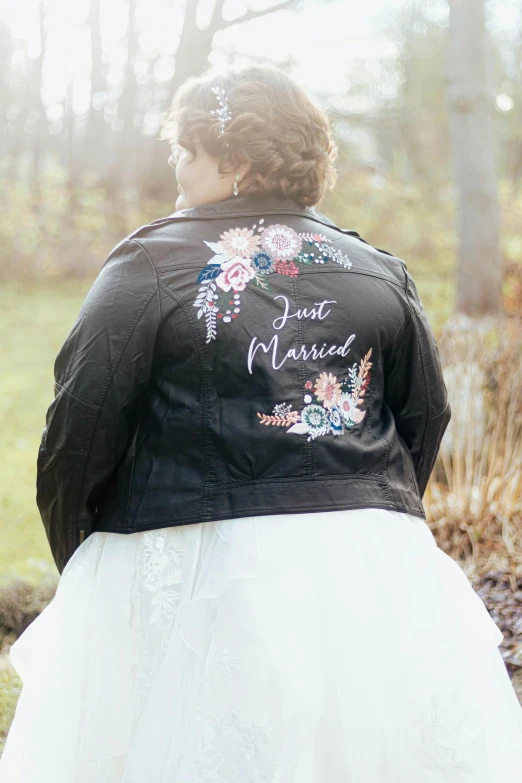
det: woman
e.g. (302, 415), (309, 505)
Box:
(1, 65), (522, 782)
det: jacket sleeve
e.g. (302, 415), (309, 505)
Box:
(36, 238), (161, 575)
(383, 265), (451, 499)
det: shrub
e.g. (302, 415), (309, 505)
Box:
(0, 576), (57, 651)
(425, 315), (522, 578)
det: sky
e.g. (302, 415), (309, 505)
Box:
(0, 0), (520, 129)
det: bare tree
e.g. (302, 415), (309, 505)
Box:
(117, 0), (139, 190)
(447, 0), (503, 316)
(31, 0), (48, 214)
(85, 0), (105, 173)
(134, 0), (306, 202)
(172, 0), (302, 90)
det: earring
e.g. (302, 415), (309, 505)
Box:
(233, 174), (240, 197)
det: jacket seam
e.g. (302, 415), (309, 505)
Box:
(38, 442), (87, 468)
(365, 352), (393, 502)
(389, 314), (406, 348)
(73, 273), (159, 535)
(157, 263), (406, 290)
(158, 281), (213, 515)
(385, 266), (412, 365)
(131, 239), (162, 322)
(292, 276), (314, 476)
(200, 473), (387, 492)
(410, 303), (429, 475)
(141, 473), (387, 494)
(53, 382), (100, 412)
(149, 207), (325, 225)
(386, 311), (410, 367)
(415, 401), (451, 484)
(126, 241), (162, 526)
(124, 404), (141, 522)
(404, 265), (431, 471)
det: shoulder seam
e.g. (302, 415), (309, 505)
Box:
(129, 238), (161, 322)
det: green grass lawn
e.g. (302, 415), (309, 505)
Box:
(0, 279), (93, 583)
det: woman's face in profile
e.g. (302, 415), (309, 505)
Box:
(169, 139), (250, 211)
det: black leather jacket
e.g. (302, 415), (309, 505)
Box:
(37, 191), (451, 574)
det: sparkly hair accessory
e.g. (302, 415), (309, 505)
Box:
(210, 85), (232, 137)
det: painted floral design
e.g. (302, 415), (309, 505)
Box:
(313, 372), (342, 409)
(257, 348), (373, 441)
(219, 227), (261, 258)
(261, 223), (302, 259)
(215, 257), (256, 292)
(193, 220), (352, 343)
(251, 251), (275, 274)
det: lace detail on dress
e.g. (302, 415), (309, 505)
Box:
(131, 529), (184, 703)
(410, 622), (490, 780)
(142, 529), (184, 648)
(421, 692), (483, 778)
(191, 644), (277, 783)
(193, 705), (275, 783)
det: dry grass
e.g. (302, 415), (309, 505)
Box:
(424, 315), (522, 581)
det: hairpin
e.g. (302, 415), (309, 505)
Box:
(210, 85), (232, 137)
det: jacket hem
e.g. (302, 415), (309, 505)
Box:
(94, 501), (426, 535)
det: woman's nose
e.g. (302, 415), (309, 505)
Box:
(168, 155), (176, 169)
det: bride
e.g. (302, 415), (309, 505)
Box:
(1, 63), (522, 783)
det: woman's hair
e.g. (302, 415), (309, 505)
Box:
(158, 65), (339, 207)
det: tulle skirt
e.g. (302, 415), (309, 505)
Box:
(1, 507), (522, 783)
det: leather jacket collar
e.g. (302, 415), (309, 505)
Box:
(164, 190), (338, 226)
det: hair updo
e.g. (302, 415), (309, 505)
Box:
(158, 65), (339, 207)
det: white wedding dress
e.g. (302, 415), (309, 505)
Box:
(1, 507), (522, 782)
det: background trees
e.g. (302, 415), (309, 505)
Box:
(0, 0), (520, 318)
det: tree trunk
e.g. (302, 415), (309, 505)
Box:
(31, 0), (47, 216)
(447, 0), (503, 316)
(85, 0), (106, 174)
